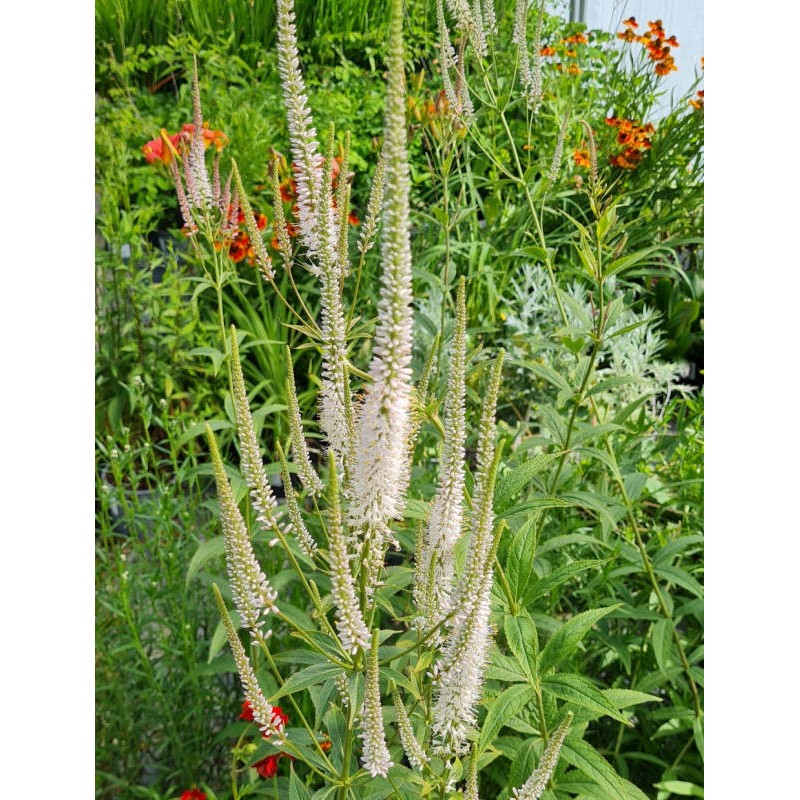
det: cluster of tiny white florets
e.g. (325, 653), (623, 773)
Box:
(360, 632), (393, 777)
(233, 162), (274, 280)
(187, 63), (213, 209)
(431, 354), (504, 754)
(169, 59), (237, 236)
(511, 713), (573, 800)
(327, 458), (370, 654)
(356, 148), (386, 259)
(318, 276), (353, 462)
(393, 691), (429, 771)
(229, 332), (278, 533)
(275, 0), (328, 263)
(214, 587), (285, 743)
(285, 349), (324, 495)
(513, 0), (544, 113)
(207, 428), (278, 638)
(415, 279), (468, 631)
(277, 442), (318, 559)
(348, 0), (414, 538)
(446, 0), (489, 57)
(436, 0), (474, 123)
(275, 1), (352, 462)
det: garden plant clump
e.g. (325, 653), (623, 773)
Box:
(95, 1), (703, 798)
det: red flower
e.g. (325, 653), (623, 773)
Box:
(142, 129), (182, 165)
(348, 211), (360, 226)
(239, 701), (289, 732)
(253, 754), (281, 779)
(180, 790), (206, 800)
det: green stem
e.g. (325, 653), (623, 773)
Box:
(254, 630), (339, 777)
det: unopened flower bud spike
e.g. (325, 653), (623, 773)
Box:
(511, 713), (573, 800)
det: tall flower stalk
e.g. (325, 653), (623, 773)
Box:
(195, 0), (643, 796)
(275, 0), (352, 463)
(348, 0), (415, 590)
(414, 277), (468, 632)
(431, 353), (504, 754)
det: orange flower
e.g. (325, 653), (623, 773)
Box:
(567, 63), (582, 75)
(228, 233), (252, 263)
(689, 90), (704, 110)
(180, 123), (229, 152)
(540, 45), (556, 57)
(143, 123), (228, 165)
(573, 149), (590, 168)
(563, 32), (588, 45)
(564, 49), (577, 57)
(348, 211), (360, 226)
(622, 16), (638, 27)
(279, 179), (297, 203)
(654, 57), (677, 75)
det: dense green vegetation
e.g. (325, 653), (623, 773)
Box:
(95, 2), (703, 798)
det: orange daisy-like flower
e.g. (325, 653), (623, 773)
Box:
(622, 16), (638, 27)
(279, 179), (297, 203)
(573, 149), (591, 168)
(563, 32), (588, 45)
(540, 45), (557, 57)
(567, 63), (582, 75)
(689, 89), (704, 110)
(654, 57), (677, 76)
(228, 233), (252, 263)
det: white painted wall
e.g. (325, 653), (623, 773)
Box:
(554, 0), (704, 117)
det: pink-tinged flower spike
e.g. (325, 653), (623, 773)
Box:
(511, 713), (573, 800)
(431, 353), (504, 754)
(233, 161), (274, 281)
(169, 157), (198, 235)
(275, 0), (331, 265)
(206, 424), (279, 639)
(187, 57), (213, 210)
(415, 278), (467, 632)
(212, 584), (286, 742)
(317, 126), (355, 464)
(348, 0), (414, 564)
(326, 455), (370, 655)
(229, 329), (279, 533)
(360, 630), (393, 777)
